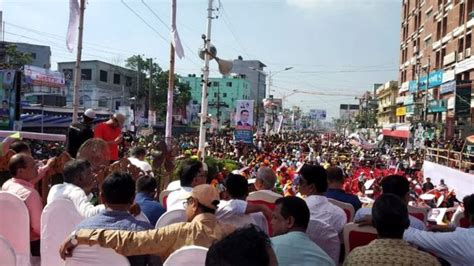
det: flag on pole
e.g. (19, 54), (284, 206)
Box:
(66, 0), (80, 52)
(171, 28), (185, 59)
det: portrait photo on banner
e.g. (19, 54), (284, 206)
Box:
(234, 100), (254, 129)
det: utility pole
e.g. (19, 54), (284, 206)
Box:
(72, 0), (85, 124)
(165, 0), (177, 146)
(148, 58), (153, 127)
(216, 82), (220, 133)
(198, 0), (214, 161)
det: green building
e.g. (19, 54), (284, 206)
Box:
(181, 74), (252, 126)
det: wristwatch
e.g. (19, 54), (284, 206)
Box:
(69, 230), (78, 246)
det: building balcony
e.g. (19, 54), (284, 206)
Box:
(467, 17), (474, 29)
(432, 40), (442, 50)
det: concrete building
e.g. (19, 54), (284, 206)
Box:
(399, 0), (474, 138)
(0, 41), (51, 68)
(339, 104), (360, 120)
(181, 74), (251, 126)
(57, 60), (136, 110)
(230, 56), (267, 125)
(376, 81), (399, 127)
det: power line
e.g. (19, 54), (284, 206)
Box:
(3, 21), (138, 55)
(139, 0), (201, 67)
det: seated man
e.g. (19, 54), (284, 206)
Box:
(325, 166), (362, 211)
(74, 172), (153, 266)
(345, 194), (440, 265)
(217, 174), (272, 229)
(403, 194), (474, 265)
(128, 146), (153, 177)
(2, 153), (42, 256)
(354, 175), (426, 230)
(166, 159), (206, 210)
(134, 175), (165, 226)
(271, 196), (334, 266)
(251, 167), (283, 199)
(47, 159), (105, 218)
(61, 184), (235, 261)
(206, 225), (277, 266)
(298, 165), (346, 234)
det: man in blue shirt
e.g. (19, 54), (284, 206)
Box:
(271, 196), (335, 266)
(75, 172), (154, 266)
(325, 166), (362, 211)
(134, 175), (165, 226)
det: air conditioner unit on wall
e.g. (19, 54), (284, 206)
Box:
(466, 48), (472, 58)
(458, 51), (464, 61)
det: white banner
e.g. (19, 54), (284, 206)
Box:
(423, 160), (473, 200)
(66, 0), (80, 52)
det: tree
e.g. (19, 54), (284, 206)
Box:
(4, 44), (33, 69)
(125, 55), (191, 121)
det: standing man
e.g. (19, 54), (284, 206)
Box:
(66, 109), (96, 158)
(94, 112), (125, 162)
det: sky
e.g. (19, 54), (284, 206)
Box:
(0, 0), (402, 119)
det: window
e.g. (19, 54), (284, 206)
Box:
(442, 17), (447, 36)
(424, 37), (432, 48)
(31, 53), (36, 59)
(213, 81), (219, 87)
(467, 34), (472, 50)
(459, 37), (464, 53)
(81, 69), (92, 80)
(125, 76), (133, 86)
(193, 100), (198, 104)
(214, 92), (218, 97)
(113, 73), (121, 85)
(437, 21), (442, 40)
(226, 82), (232, 87)
(63, 69), (73, 81)
(460, 3), (465, 26)
(223, 93), (227, 97)
(100, 70), (108, 82)
(98, 97), (108, 107)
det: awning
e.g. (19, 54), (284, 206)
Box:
(383, 129), (410, 138)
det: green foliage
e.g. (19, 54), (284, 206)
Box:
(125, 55), (192, 120)
(5, 44), (33, 69)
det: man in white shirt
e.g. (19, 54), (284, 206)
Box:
(298, 164), (346, 234)
(47, 159), (105, 218)
(403, 193), (474, 265)
(216, 174), (271, 231)
(354, 175), (426, 231)
(128, 146), (153, 177)
(166, 159), (206, 210)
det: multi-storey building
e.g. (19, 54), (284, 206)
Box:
(57, 60), (136, 110)
(181, 74), (251, 126)
(0, 41), (51, 69)
(399, 0), (474, 138)
(376, 81), (399, 127)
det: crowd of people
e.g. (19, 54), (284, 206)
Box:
(0, 110), (473, 265)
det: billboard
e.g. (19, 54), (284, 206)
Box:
(234, 100), (254, 143)
(309, 109), (326, 120)
(24, 65), (65, 88)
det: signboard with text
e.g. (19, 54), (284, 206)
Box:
(234, 100), (254, 143)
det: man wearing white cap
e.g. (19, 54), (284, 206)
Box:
(66, 109), (96, 158)
(94, 112), (125, 162)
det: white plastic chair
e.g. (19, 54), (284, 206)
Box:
(65, 245), (130, 266)
(159, 189), (178, 209)
(0, 235), (16, 266)
(163, 245), (208, 266)
(166, 180), (181, 191)
(0, 191), (31, 266)
(41, 199), (83, 266)
(155, 209), (187, 228)
(306, 219), (340, 264)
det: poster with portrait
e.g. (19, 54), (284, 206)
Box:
(234, 100), (254, 144)
(0, 70), (15, 129)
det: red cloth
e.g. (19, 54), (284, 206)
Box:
(94, 122), (121, 161)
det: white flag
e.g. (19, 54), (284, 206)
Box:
(66, 0), (80, 52)
(171, 28), (185, 59)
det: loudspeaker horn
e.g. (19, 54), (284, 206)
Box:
(215, 57), (233, 75)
